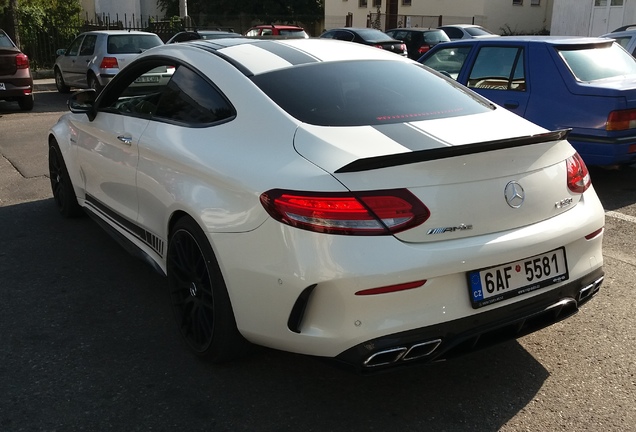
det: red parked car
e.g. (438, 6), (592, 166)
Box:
(0, 29), (34, 111)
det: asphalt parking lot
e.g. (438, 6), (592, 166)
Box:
(0, 85), (634, 431)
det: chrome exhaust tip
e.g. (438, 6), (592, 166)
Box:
(578, 276), (603, 302)
(403, 339), (442, 361)
(363, 347), (407, 367)
(363, 339), (443, 368)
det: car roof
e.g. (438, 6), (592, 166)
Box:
(386, 28), (440, 32)
(438, 35), (612, 45)
(144, 37), (412, 76)
(79, 30), (160, 36)
(602, 29), (636, 38)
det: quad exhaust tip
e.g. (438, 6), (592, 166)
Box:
(579, 276), (604, 302)
(363, 339), (442, 368)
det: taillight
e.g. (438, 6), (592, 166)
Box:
(373, 44), (383, 49)
(399, 43), (407, 52)
(418, 45), (431, 54)
(15, 53), (29, 69)
(99, 57), (119, 69)
(607, 108), (636, 131)
(260, 189), (430, 235)
(566, 152), (591, 194)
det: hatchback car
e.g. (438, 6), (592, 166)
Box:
(245, 25), (308, 38)
(0, 29), (33, 110)
(420, 36), (636, 166)
(385, 28), (450, 60)
(54, 30), (165, 93)
(320, 28), (408, 56)
(438, 24), (498, 40)
(48, 38), (604, 372)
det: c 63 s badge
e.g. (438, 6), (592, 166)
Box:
(427, 224), (473, 235)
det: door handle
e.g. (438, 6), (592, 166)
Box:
(503, 101), (520, 109)
(117, 134), (133, 145)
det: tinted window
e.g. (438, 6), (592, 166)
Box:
(559, 43), (636, 81)
(0, 31), (14, 48)
(465, 27), (495, 37)
(107, 35), (163, 54)
(252, 60), (492, 127)
(355, 29), (396, 42)
(468, 47), (526, 91)
(440, 27), (463, 39)
(420, 46), (472, 79)
(154, 66), (235, 125)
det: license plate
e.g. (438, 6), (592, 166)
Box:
(134, 75), (159, 83)
(468, 247), (569, 309)
(0, 83), (5, 90)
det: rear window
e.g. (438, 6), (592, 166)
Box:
(0, 31), (15, 48)
(107, 34), (163, 54)
(252, 60), (492, 126)
(465, 27), (495, 37)
(558, 43), (636, 81)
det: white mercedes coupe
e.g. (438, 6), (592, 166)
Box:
(48, 37), (605, 372)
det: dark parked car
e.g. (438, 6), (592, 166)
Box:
(0, 29), (33, 111)
(320, 28), (408, 56)
(438, 24), (498, 40)
(419, 36), (636, 166)
(167, 30), (243, 44)
(385, 28), (450, 60)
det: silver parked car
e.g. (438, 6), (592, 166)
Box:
(54, 30), (164, 93)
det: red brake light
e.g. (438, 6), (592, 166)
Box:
(418, 45), (431, 54)
(607, 109), (636, 131)
(15, 53), (29, 69)
(566, 153), (591, 194)
(99, 57), (119, 69)
(260, 189), (430, 235)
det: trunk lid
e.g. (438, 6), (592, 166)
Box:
(294, 110), (578, 243)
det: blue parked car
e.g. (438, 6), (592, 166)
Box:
(419, 36), (636, 166)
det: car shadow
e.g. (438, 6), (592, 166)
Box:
(589, 164), (636, 210)
(0, 197), (550, 431)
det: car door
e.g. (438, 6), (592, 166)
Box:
(76, 34), (98, 86)
(462, 44), (530, 116)
(58, 35), (85, 86)
(73, 60), (168, 223)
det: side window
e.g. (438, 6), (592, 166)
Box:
(99, 61), (174, 119)
(420, 46), (471, 80)
(468, 46), (526, 91)
(246, 29), (259, 37)
(334, 31), (354, 41)
(66, 36), (84, 56)
(442, 28), (462, 39)
(79, 35), (97, 56)
(261, 29), (273, 36)
(154, 66), (235, 125)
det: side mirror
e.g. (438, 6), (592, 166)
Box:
(68, 89), (97, 121)
(56, 48), (66, 56)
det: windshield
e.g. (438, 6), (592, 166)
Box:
(252, 60), (493, 126)
(559, 43), (636, 81)
(107, 35), (163, 54)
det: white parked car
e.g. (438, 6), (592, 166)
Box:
(48, 38), (605, 372)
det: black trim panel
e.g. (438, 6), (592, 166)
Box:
(85, 194), (165, 257)
(335, 129), (571, 173)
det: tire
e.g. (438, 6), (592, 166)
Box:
(167, 216), (251, 363)
(18, 94), (34, 111)
(54, 68), (70, 93)
(48, 138), (83, 218)
(88, 73), (102, 94)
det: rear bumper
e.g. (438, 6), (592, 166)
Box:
(0, 76), (33, 99)
(335, 267), (604, 373)
(569, 133), (636, 166)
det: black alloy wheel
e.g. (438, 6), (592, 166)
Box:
(167, 217), (249, 362)
(48, 139), (83, 217)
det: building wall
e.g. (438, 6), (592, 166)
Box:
(550, 0), (593, 35)
(325, 0), (551, 34)
(89, 0), (162, 21)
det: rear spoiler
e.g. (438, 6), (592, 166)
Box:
(335, 129), (570, 173)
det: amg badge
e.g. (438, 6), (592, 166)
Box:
(427, 224), (473, 235)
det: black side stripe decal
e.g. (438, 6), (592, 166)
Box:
(85, 195), (165, 257)
(335, 129), (571, 173)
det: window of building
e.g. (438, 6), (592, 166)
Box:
(359, 0), (368, 7)
(373, 0), (381, 6)
(513, 0), (523, 5)
(531, 0), (540, 5)
(402, 0), (412, 5)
